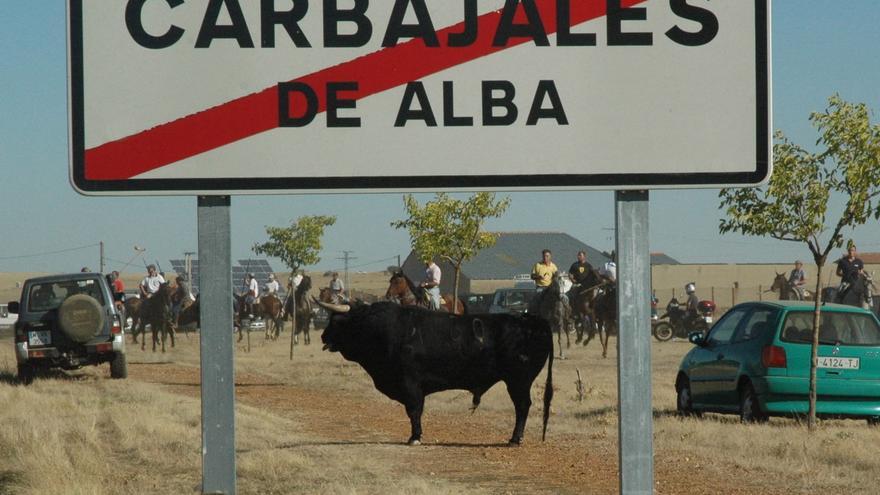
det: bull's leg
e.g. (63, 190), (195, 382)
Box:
(505, 382), (532, 446)
(404, 395), (425, 446)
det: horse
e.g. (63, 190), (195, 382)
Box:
(385, 271), (465, 315)
(176, 295), (242, 334)
(287, 275), (313, 345)
(769, 272), (813, 301)
(260, 294), (285, 340)
(125, 296), (143, 342)
(569, 268), (604, 344)
(536, 274), (573, 359)
(836, 272), (875, 309)
(135, 283), (175, 352)
(591, 282), (618, 359)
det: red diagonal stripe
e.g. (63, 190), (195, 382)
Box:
(85, 0), (645, 180)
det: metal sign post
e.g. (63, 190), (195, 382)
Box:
(615, 190), (652, 495)
(197, 196), (236, 495)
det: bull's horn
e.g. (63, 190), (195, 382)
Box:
(314, 299), (350, 314)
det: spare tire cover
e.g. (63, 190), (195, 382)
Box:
(58, 294), (105, 343)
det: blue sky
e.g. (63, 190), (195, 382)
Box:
(1, 1), (879, 275)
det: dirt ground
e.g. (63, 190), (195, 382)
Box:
(124, 339), (787, 495)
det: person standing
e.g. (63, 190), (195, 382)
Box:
(244, 273), (260, 317)
(788, 260), (807, 300)
(110, 270), (125, 302)
(420, 259), (442, 310)
(531, 249), (558, 293)
(138, 264), (165, 298)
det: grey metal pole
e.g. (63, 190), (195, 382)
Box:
(615, 190), (653, 495)
(197, 196), (236, 495)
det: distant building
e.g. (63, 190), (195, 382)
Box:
(401, 232), (611, 294)
(651, 252), (680, 265)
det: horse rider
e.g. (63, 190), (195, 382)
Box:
(568, 250), (594, 312)
(243, 272), (260, 318)
(138, 264), (165, 299)
(420, 258), (442, 310)
(329, 272), (347, 304)
(788, 260), (807, 300)
(531, 249), (558, 295)
(836, 241), (864, 299)
(170, 274), (194, 322)
(682, 282), (700, 327)
(264, 273), (281, 300)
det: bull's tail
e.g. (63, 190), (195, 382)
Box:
(542, 346), (554, 442)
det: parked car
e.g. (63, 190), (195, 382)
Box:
(9, 272), (127, 383)
(488, 287), (537, 315)
(675, 301), (880, 423)
(463, 293), (493, 313)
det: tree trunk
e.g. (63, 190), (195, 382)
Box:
(808, 262), (824, 431)
(453, 263), (462, 314)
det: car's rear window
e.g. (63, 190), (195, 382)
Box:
(27, 280), (105, 312)
(780, 310), (880, 346)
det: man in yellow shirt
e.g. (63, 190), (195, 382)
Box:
(531, 249), (558, 293)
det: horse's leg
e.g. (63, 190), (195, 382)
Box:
(556, 325), (564, 359)
(600, 323), (609, 359)
(169, 323), (175, 349)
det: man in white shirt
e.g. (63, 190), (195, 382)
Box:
(329, 272), (346, 303)
(244, 273), (259, 317)
(139, 264), (166, 298)
(264, 273), (280, 299)
(420, 260), (442, 310)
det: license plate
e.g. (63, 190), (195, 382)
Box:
(28, 330), (51, 346)
(818, 357), (860, 370)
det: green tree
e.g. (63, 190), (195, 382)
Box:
(252, 215), (337, 280)
(391, 193), (511, 309)
(719, 95), (880, 430)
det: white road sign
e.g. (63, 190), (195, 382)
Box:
(68, 0), (770, 195)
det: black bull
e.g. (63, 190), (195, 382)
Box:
(319, 301), (554, 446)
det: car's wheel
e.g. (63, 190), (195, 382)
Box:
(17, 364), (35, 385)
(867, 417), (880, 426)
(653, 322), (674, 342)
(676, 377), (701, 417)
(110, 352), (127, 379)
(58, 294), (105, 343)
(739, 382), (768, 423)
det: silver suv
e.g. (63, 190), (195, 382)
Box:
(9, 272), (127, 383)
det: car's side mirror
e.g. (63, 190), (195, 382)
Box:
(688, 331), (706, 346)
(7, 301), (19, 314)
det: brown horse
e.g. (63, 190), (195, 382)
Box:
(260, 295), (285, 340)
(135, 283), (175, 352)
(177, 295), (242, 334)
(590, 282), (617, 359)
(385, 271), (465, 315)
(569, 268), (604, 344)
(536, 274), (573, 359)
(125, 296), (143, 342)
(289, 276), (313, 344)
(769, 272), (813, 301)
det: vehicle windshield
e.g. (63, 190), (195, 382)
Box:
(494, 290), (534, 309)
(27, 280), (105, 312)
(780, 311), (880, 346)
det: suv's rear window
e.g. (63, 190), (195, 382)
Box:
(781, 311), (880, 346)
(27, 280), (105, 312)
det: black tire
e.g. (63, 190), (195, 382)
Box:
(676, 377), (699, 416)
(110, 352), (128, 379)
(17, 364), (35, 385)
(58, 294), (105, 343)
(653, 322), (674, 342)
(739, 382), (768, 423)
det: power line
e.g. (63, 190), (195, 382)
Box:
(0, 243), (100, 261)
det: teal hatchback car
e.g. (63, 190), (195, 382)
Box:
(676, 301), (880, 423)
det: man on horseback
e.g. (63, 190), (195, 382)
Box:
(420, 259), (442, 310)
(138, 264), (165, 299)
(531, 249), (558, 295)
(836, 242), (865, 301)
(329, 272), (346, 304)
(171, 274), (193, 324)
(788, 260), (807, 300)
(243, 273), (260, 318)
(264, 273), (281, 299)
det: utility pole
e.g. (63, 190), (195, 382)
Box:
(99, 241), (105, 273)
(336, 251), (357, 296)
(397, 254), (401, 269)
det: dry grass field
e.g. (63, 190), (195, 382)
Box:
(2, 314), (880, 494)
